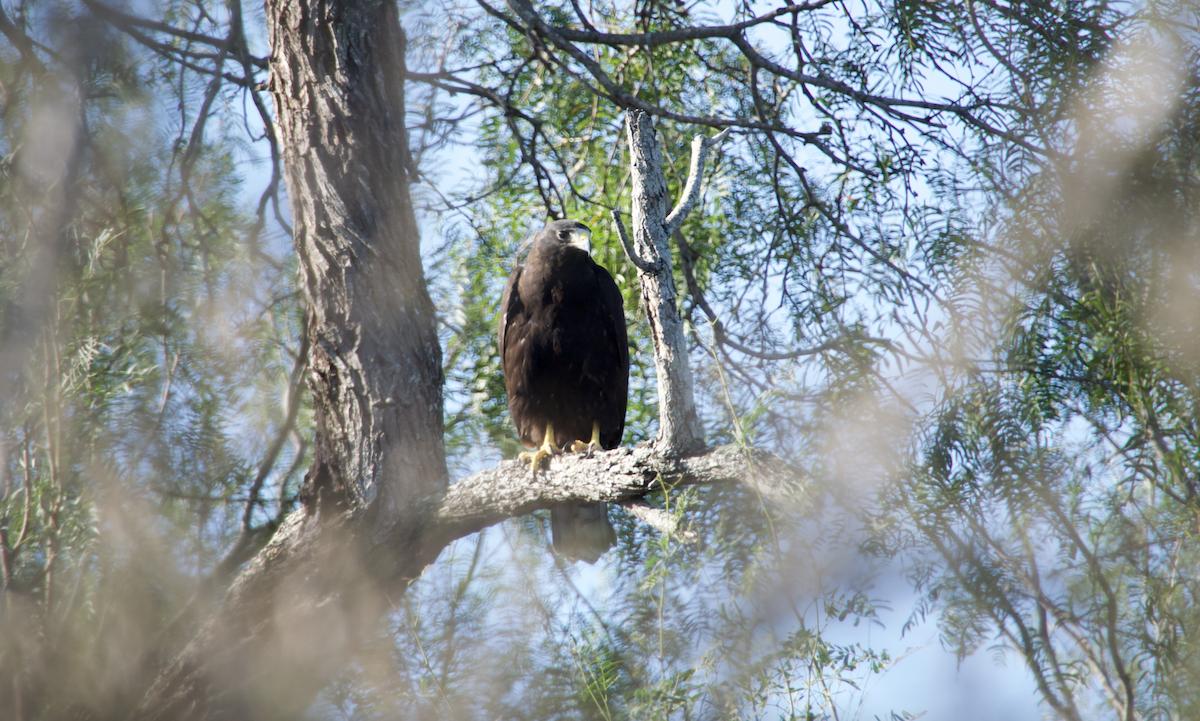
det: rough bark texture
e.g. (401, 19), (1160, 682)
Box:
(270, 0), (446, 526)
(625, 111), (708, 456)
(137, 443), (800, 719)
(423, 443), (804, 552)
(137, 0), (447, 718)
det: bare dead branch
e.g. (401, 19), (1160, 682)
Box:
(624, 110), (706, 455)
(664, 127), (729, 237)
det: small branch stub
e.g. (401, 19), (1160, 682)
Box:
(619, 498), (697, 543)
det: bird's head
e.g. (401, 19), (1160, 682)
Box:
(542, 219), (592, 256)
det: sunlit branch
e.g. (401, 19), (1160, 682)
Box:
(425, 444), (801, 549)
(664, 127), (729, 237)
(610, 209), (658, 273)
(623, 110), (707, 454)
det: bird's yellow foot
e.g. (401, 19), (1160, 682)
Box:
(519, 423), (561, 477)
(570, 421), (603, 458)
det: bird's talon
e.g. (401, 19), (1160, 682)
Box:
(572, 421), (603, 459)
(519, 424), (561, 477)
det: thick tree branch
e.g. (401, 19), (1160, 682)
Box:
(139, 441), (799, 719)
(136, 3), (796, 719)
(426, 444), (800, 547)
(619, 499), (696, 542)
(137, 0), (445, 717)
(425, 444), (802, 553)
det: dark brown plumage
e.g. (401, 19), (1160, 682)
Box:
(498, 219), (628, 562)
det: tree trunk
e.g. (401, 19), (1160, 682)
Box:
(624, 111), (708, 456)
(137, 0), (447, 717)
(272, 0), (446, 526)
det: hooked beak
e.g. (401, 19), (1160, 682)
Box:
(568, 227), (592, 255)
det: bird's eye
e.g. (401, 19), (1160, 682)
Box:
(557, 230), (569, 240)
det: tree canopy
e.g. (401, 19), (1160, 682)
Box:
(2, 0), (1199, 719)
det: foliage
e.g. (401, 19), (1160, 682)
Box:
(879, 17), (1200, 717)
(0, 1), (305, 716)
(2, 0), (1200, 718)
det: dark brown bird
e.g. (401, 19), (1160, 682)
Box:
(498, 219), (628, 562)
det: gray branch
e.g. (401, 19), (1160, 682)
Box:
(665, 127), (730, 238)
(619, 499), (697, 543)
(421, 443), (804, 550)
(611, 209), (659, 273)
(624, 110), (707, 455)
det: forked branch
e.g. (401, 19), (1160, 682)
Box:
(665, 127), (730, 237)
(621, 110), (725, 456)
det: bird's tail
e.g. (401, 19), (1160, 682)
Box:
(551, 502), (616, 563)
